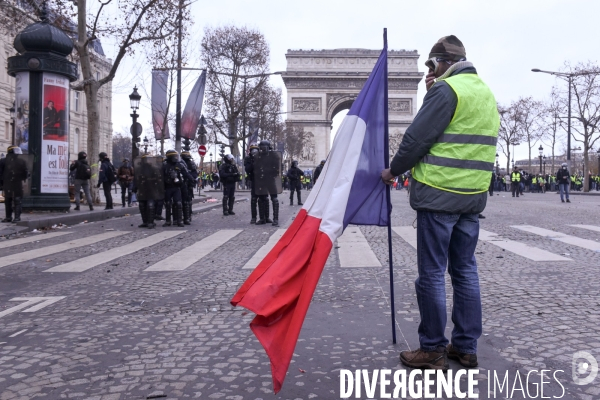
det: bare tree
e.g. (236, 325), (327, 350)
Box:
(112, 133), (132, 167)
(564, 62), (600, 191)
(2, 0), (189, 201)
(515, 97), (544, 173)
(540, 87), (564, 175)
(498, 102), (523, 172)
(201, 25), (271, 157)
(282, 123), (306, 163)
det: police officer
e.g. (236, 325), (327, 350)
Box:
(244, 144), (259, 223)
(314, 159), (325, 183)
(133, 155), (162, 229)
(511, 166), (521, 198)
(255, 140), (280, 227)
(180, 151), (198, 225)
(0, 146), (28, 222)
(163, 150), (193, 227)
(219, 154), (240, 216)
(286, 160), (304, 205)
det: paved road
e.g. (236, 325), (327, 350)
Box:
(0, 189), (598, 399)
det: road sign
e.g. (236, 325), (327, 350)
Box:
(130, 122), (143, 137)
(198, 145), (207, 157)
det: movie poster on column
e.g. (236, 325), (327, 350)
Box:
(14, 72), (30, 154)
(40, 73), (69, 193)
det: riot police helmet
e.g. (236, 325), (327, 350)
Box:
(258, 140), (271, 155)
(7, 146), (22, 155)
(320, 159), (326, 165)
(249, 144), (259, 156)
(181, 151), (192, 160)
(292, 160), (298, 168)
(166, 149), (179, 163)
(224, 154), (234, 164)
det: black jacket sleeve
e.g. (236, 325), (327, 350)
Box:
(389, 80), (458, 176)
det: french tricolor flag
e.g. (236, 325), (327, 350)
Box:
(231, 39), (391, 394)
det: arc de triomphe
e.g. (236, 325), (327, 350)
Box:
(281, 48), (423, 169)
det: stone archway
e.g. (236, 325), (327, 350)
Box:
(281, 48), (423, 169)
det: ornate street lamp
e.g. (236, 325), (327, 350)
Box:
(543, 155), (547, 175)
(538, 145), (544, 174)
(129, 86), (142, 160)
(143, 136), (149, 155)
(596, 148), (600, 176)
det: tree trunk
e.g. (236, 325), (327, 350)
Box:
(583, 147), (590, 192)
(84, 83), (101, 202)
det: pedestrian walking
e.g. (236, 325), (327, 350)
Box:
(0, 146), (29, 222)
(381, 35), (498, 370)
(117, 158), (134, 207)
(97, 152), (116, 210)
(70, 151), (94, 211)
(557, 163), (571, 203)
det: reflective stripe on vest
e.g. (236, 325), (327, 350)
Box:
(412, 73), (499, 194)
(511, 172), (520, 182)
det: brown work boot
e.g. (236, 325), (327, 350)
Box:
(400, 347), (448, 371)
(447, 344), (478, 368)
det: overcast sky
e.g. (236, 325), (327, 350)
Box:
(109, 0), (599, 166)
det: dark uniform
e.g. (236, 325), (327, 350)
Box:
(219, 154), (240, 216)
(314, 160), (325, 183)
(180, 151), (198, 225)
(133, 155), (164, 229)
(255, 140), (281, 227)
(244, 145), (259, 223)
(0, 146), (29, 222)
(286, 161), (304, 206)
(163, 150), (194, 227)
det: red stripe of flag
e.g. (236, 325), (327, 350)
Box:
(231, 209), (333, 393)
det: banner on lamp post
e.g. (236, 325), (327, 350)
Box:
(181, 71), (207, 140)
(151, 70), (170, 140)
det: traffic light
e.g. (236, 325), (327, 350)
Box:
(219, 144), (225, 159)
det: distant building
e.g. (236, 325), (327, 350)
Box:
(1, 2), (112, 160)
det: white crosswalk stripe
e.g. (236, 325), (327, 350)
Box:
(45, 231), (185, 273)
(479, 229), (571, 261)
(569, 224), (600, 233)
(242, 229), (286, 270)
(0, 231), (127, 269)
(513, 225), (600, 252)
(392, 226), (417, 249)
(145, 230), (242, 272)
(0, 232), (73, 249)
(337, 227), (381, 268)
(392, 226), (570, 261)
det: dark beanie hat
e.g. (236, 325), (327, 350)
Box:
(428, 35), (466, 61)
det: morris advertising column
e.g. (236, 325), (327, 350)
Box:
(7, 12), (78, 211)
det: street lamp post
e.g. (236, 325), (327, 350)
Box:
(143, 137), (149, 155)
(531, 68), (598, 170)
(538, 145), (544, 174)
(495, 153), (499, 174)
(129, 86), (142, 161)
(543, 155), (547, 175)
(9, 102), (15, 146)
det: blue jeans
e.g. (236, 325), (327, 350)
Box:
(559, 183), (570, 201)
(416, 211), (482, 354)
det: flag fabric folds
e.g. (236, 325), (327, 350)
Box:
(181, 71), (207, 140)
(231, 45), (389, 394)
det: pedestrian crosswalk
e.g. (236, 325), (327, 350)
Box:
(145, 230), (242, 271)
(1, 223), (596, 274)
(337, 227), (381, 268)
(0, 231), (126, 269)
(46, 231), (185, 273)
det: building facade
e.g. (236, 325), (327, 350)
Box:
(1, 11), (112, 161)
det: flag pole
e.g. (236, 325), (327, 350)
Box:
(382, 28), (397, 344)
